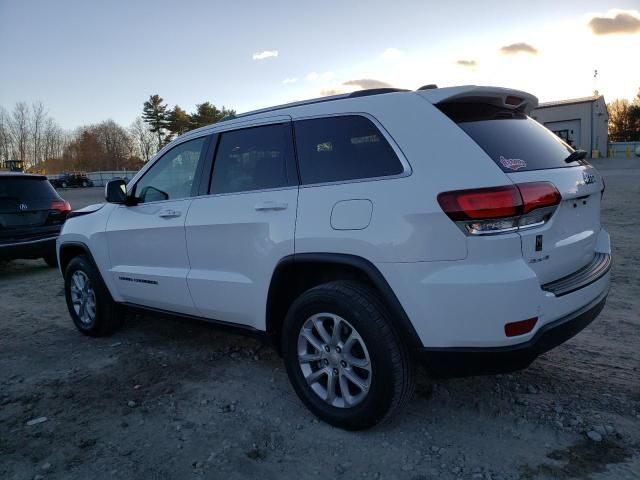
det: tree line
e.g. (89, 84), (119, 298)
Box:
(4, 88), (635, 175)
(0, 94), (235, 174)
(142, 94), (235, 146)
(0, 102), (67, 170)
(607, 88), (640, 142)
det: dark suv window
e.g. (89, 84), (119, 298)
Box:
(437, 103), (575, 172)
(294, 115), (404, 185)
(211, 123), (294, 194)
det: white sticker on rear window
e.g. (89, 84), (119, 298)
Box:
(499, 156), (527, 170)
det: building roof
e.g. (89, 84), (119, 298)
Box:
(535, 95), (601, 109)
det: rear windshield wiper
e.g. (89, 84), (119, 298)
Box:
(564, 149), (587, 163)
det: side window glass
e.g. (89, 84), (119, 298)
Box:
(293, 115), (403, 184)
(211, 123), (293, 194)
(134, 137), (206, 203)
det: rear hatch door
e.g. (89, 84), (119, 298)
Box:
(505, 166), (602, 284)
(436, 99), (603, 284)
(0, 176), (63, 242)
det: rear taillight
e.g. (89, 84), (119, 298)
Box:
(438, 182), (561, 235)
(51, 199), (71, 213)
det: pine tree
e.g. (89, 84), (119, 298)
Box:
(167, 105), (191, 137)
(142, 95), (169, 148)
(190, 102), (236, 129)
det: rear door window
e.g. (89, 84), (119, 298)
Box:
(293, 115), (404, 185)
(437, 103), (575, 172)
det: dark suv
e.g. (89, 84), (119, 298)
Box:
(0, 173), (71, 267)
(50, 172), (93, 188)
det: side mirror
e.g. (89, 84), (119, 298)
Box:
(105, 179), (127, 203)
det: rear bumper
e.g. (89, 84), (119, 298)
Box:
(376, 228), (611, 350)
(417, 291), (607, 377)
(0, 236), (58, 260)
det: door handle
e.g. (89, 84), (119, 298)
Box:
(254, 201), (288, 211)
(158, 209), (181, 218)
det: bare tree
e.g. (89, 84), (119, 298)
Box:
(30, 101), (47, 166)
(42, 117), (66, 161)
(9, 102), (30, 165)
(93, 120), (132, 170)
(129, 116), (156, 162)
(0, 107), (13, 162)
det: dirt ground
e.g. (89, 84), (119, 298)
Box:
(1, 164), (639, 480)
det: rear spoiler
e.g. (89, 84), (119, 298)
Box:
(416, 85), (539, 114)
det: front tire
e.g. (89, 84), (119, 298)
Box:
(64, 255), (122, 336)
(282, 281), (415, 430)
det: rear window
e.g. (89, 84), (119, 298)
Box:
(438, 103), (575, 172)
(0, 177), (58, 201)
(294, 115), (404, 184)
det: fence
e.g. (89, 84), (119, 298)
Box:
(48, 170), (139, 187)
(607, 142), (640, 159)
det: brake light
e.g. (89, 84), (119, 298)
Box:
(518, 182), (562, 214)
(51, 199), (71, 213)
(438, 182), (561, 235)
(437, 186), (521, 221)
(505, 95), (523, 106)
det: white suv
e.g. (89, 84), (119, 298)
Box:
(57, 85), (611, 430)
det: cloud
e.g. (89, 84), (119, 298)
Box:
(342, 79), (393, 89)
(306, 71), (334, 82)
(588, 11), (640, 35)
(499, 42), (538, 55)
(282, 77), (298, 84)
(252, 50), (278, 60)
(380, 47), (403, 60)
(456, 59), (478, 68)
(320, 88), (346, 97)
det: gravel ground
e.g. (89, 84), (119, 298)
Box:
(1, 163), (639, 480)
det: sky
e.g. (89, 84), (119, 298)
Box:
(1, 0), (639, 129)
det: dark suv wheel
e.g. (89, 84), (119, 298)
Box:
(64, 255), (122, 336)
(282, 281), (415, 430)
(42, 252), (58, 268)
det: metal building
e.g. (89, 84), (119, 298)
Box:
(531, 95), (608, 157)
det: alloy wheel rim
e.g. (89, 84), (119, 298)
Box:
(297, 313), (372, 408)
(69, 271), (96, 325)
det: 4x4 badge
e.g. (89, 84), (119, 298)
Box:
(582, 171), (596, 185)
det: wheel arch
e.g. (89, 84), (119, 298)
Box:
(266, 253), (422, 354)
(58, 241), (96, 274)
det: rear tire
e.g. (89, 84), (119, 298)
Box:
(282, 280), (415, 430)
(64, 255), (122, 336)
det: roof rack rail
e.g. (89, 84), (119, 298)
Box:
(217, 88), (408, 123)
(348, 88), (409, 97)
(417, 84), (438, 90)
